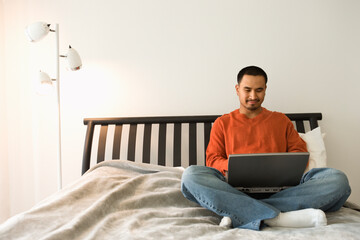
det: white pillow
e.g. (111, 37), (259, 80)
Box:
(299, 127), (327, 173)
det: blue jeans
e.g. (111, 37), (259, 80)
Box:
(181, 166), (351, 230)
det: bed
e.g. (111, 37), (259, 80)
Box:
(1, 112), (360, 240)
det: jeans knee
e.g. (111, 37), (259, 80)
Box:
(321, 169), (351, 211)
(332, 169), (351, 194)
(182, 165), (205, 188)
(182, 165), (225, 187)
(184, 165), (201, 175)
(307, 168), (351, 194)
(182, 165), (200, 182)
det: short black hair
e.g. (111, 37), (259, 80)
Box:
(237, 66), (268, 84)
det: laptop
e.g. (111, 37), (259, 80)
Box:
(227, 152), (309, 194)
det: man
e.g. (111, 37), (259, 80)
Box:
(181, 66), (351, 231)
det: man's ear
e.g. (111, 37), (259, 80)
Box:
(235, 84), (240, 96)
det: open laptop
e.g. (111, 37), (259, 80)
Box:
(227, 152), (309, 194)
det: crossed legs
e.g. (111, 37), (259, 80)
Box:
(181, 166), (351, 230)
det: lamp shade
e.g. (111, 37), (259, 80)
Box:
(36, 71), (54, 95)
(25, 22), (50, 42)
(65, 46), (82, 71)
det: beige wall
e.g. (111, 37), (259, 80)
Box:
(1, 0), (360, 221)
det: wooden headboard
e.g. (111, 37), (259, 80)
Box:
(82, 113), (322, 174)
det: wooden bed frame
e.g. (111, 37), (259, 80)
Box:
(82, 113), (322, 174)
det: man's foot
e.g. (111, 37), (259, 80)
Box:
(219, 216), (232, 228)
(264, 208), (327, 228)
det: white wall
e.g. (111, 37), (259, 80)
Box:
(2, 0), (37, 221)
(2, 0), (360, 220)
(0, 0), (10, 223)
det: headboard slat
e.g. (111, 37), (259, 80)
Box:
(82, 120), (94, 173)
(143, 124), (152, 164)
(173, 123), (182, 167)
(309, 117), (319, 130)
(189, 123), (197, 166)
(204, 122), (212, 164)
(112, 124), (122, 159)
(295, 121), (305, 133)
(128, 124), (137, 161)
(158, 123), (167, 166)
(97, 125), (108, 163)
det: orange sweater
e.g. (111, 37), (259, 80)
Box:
(206, 108), (307, 175)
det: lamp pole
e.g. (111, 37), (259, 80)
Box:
(55, 23), (62, 190)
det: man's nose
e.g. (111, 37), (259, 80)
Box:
(249, 91), (256, 99)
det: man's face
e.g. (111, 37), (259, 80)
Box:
(235, 74), (267, 113)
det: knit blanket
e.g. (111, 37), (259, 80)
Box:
(1, 160), (360, 240)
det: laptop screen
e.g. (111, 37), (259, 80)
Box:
(227, 152), (309, 189)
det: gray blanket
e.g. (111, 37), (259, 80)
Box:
(1, 160), (360, 240)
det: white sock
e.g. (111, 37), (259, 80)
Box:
(264, 208), (327, 228)
(219, 216), (232, 228)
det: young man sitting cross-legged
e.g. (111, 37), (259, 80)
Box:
(181, 66), (351, 230)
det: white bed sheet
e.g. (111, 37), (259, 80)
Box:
(1, 160), (359, 240)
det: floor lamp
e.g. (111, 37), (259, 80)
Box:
(25, 22), (82, 190)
